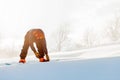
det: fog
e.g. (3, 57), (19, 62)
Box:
(0, 0), (120, 58)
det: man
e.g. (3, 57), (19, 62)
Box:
(19, 29), (50, 63)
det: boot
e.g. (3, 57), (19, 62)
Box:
(19, 59), (26, 63)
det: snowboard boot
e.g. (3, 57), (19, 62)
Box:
(19, 59), (26, 63)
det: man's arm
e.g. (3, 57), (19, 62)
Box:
(30, 42), (41, 58)
(30, 42), (37, 53)
(41, 38), (50, 61)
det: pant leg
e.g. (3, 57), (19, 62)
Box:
(20, 38), (29, 59)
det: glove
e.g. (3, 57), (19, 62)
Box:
(45, 54), (50, 61)
(39, 58), (46, 62)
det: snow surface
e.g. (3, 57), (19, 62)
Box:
(0, 44), (120, 80)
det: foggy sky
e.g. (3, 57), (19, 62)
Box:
(0, 0), (120, 48)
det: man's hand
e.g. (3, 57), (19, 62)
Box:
(34, 52), (40, 58)
(45, 54), (50, 61)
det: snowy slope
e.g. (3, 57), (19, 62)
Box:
(0, 44), (120, 80)
(0, 57), (120, 80)
(50, 44), (120, 61)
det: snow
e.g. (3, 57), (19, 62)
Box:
(50, 44), (120, 61)
(0, 44), (120, 80)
